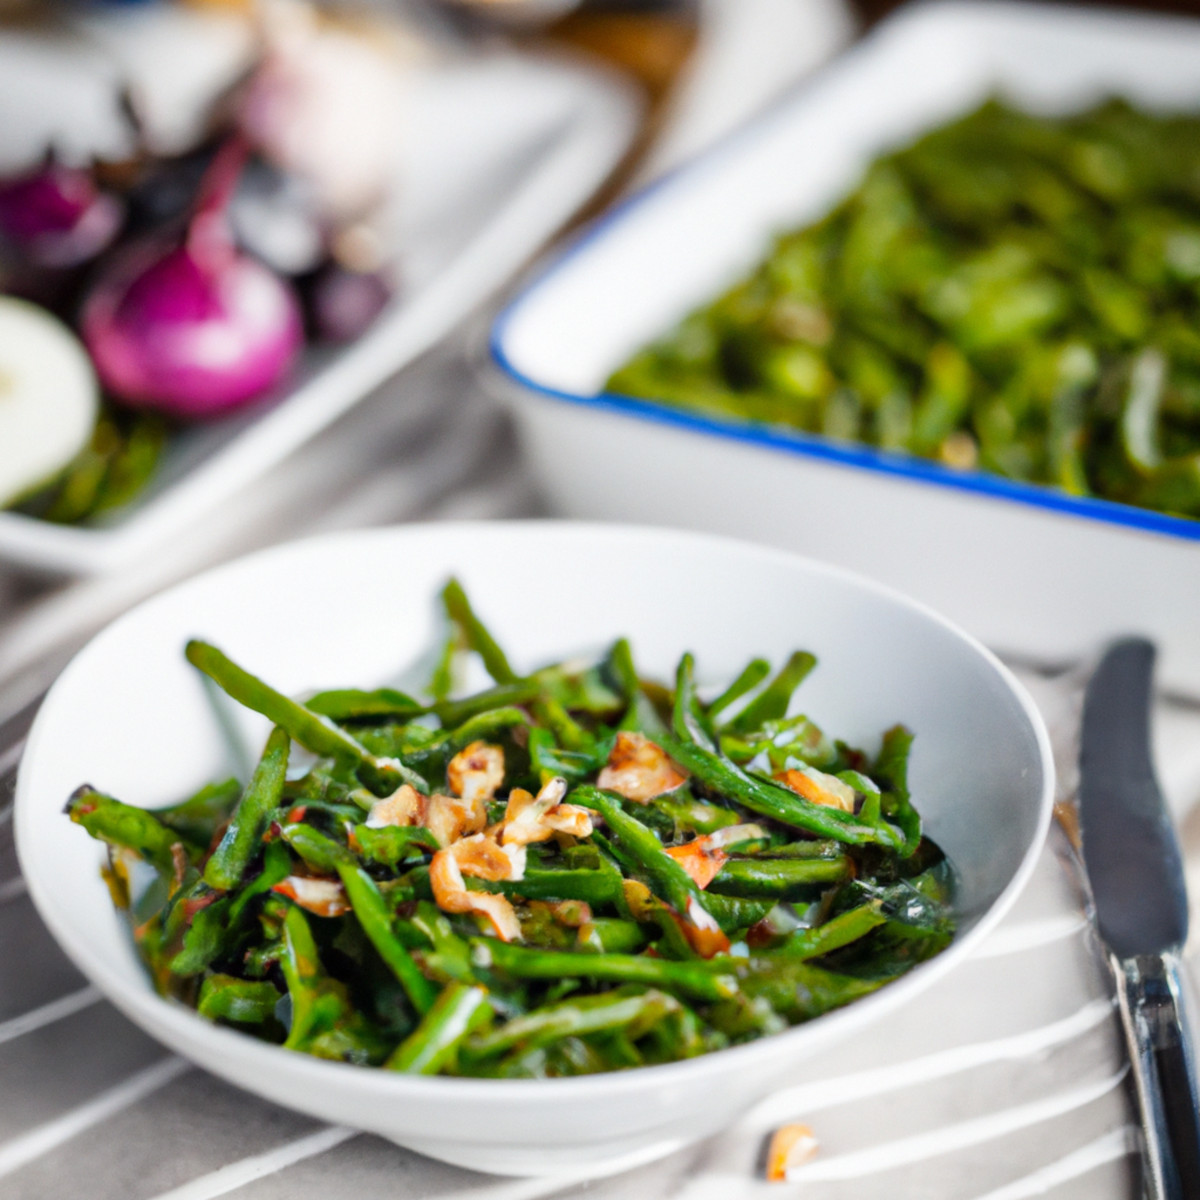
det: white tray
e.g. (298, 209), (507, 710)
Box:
(0, 49), (639, 576)
(491, 0), (1200, 697)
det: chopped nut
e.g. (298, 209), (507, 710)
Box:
(447, 740), (505, 805)
(502, 777), (592, 845)
(542, 804), (593, 840)
(425, 790), (487, 848)
(596, 731), (688, 803)
(366, 783), (425, 829)
(766, 1123), (819, 1182)
(430, 842), (522, 942)
(451, 832), (516, 881)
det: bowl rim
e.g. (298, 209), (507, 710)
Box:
(15, 520), (1056, 1103)
(489, 0), (1200, 548)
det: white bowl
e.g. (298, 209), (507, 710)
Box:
(15, 522), (1052, 1176)
(491, 0), (1200, 698)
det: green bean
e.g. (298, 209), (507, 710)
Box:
(410, 901), (477, 985)
(198, 974), (281, 1025)
(386, 983), (491, 1074)
(275, 822), (437, 1014)
(706, 658), (771, 719)
(278, 822), (347, 875)
(872, 725), (920, 855)
(606, 99), (1200, 522)
(152, 777), (240, 847)
(659, 735), (903, 848)
(351, 824), (439, 869)
(532, 697), (591, 753)
(467, 866), (623, 907)
(709, 855), (852, 898)
(605, 638), (668, 736)
(305, 688), (425, 721)
(185, 641), (426, 795)
(573, 786), (721, 933)
(577, 918), (648, 955)
(721, 651), (816, 734)
(722, 957), (882, 1022)
(671, 652), (718, 750)
(528, 726), (600, 784)
(336, 861), (438, 1015)
(475, 941), (737, 1001)
(228, 840), (292, 925)
(168, 891), (232, 976)
(445, 706), (530, 750)
(433, 681), (540, 728)
(770, 903), (887, 959)
(72, 582), (955, 1077)
(700, 892), (775, 934)
(760, 838), (844, 859)
(204, 726), (290, 890)
(66, 787), (183, 874)
(441, 578), (516, 684)
(463, 989), (678, 1062)
(280, 905), (361, 1056)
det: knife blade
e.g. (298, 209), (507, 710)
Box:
(1079, 637), (1200, 1200)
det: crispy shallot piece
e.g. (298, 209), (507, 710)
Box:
(622, 878), (730, 958)
(272, 875), (350, 918)
(682, 897), (730, 957)
(665, 822), (767, 888)
(665, 839), (728, 890)
(596, 731), (688, 803)
(765, 1123), (820, 1182)
(429, 834), (524, 942)
(447, 741), (505, 805)
(775, 766), (857, 813)
(502, 777), (593, 846)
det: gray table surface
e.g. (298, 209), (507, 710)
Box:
(3, 339), (1196, 1199)
(1, 3), (1196, 1188)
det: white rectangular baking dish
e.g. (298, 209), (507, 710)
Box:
(0, 49), (638, 577)
(491, 0), (1200, 697)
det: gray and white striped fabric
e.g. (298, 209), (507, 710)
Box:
(0, 796), (1143, 1199)
(3, 341), (1194, 1199)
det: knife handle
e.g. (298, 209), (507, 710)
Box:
(1113, 952), (1200, 1200)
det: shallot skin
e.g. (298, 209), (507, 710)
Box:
(82, 238), (304, 419)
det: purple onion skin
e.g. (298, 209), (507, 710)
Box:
(0, 163), (122, 268)
(83, 232), (305, 419)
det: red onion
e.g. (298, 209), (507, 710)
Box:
(0, 160), (122, 268)
(310, 263), (392, 343)
(81, 141), (304, 420)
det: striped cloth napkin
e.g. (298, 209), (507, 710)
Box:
(0, 344), (1189, 1199)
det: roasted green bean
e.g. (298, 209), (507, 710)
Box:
(70, 580), (954, 1076)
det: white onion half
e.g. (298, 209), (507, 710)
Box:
(0, 297), (99, 508)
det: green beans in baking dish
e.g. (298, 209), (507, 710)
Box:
(609, 99), (1200, 518)
(67, 580), (954, 1077)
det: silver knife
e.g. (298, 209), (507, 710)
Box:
(1079, 637), (1200, 1200)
